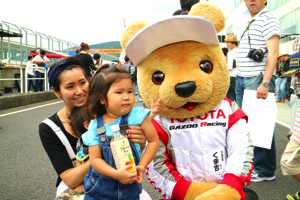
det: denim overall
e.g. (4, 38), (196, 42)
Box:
(84, 115), (142, 200)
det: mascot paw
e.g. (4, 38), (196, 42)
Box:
(184, 182), (218, 200)
(195, 184), (240, 200)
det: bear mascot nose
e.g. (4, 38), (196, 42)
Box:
(175, 81), (196, 97)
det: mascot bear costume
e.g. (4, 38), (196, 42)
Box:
(121, 2), (257, 200)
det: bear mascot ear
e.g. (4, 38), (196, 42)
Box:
(120, 21), (148, 49)
(189, 2), (225, 33)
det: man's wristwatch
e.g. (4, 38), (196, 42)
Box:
(262, 81), (270, 87)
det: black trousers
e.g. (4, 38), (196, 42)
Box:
(227, 76), (237, 102)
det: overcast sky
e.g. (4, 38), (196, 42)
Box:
(1, 0), (236, 46)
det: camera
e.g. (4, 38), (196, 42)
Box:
(247, 48), (265, 62)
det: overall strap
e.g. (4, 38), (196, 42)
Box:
(96, 115), (106, 137)
(95, 114), (130, 136)
(120, 114), (130, 133)
(42, 118), (76, 167)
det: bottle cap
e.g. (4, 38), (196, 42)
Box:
(110, 124), (120, 132)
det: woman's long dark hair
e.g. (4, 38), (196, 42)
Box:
(83, 64), (132, 122)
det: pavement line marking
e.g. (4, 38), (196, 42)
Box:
(275, 119), (291, 129)
(0, 101), (63, 117)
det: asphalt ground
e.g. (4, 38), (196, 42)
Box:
(0, 95), (298, 200)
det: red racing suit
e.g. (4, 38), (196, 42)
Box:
(146, 99), (254, 200)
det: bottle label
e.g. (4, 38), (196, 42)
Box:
(111, 136), (136, 173)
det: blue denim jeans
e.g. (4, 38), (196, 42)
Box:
(28, 74), (35, 92)
(236, 74), (276, 177)
(275, 77), (287, 100)
(285, 79), (289, 99)
(133, 81), (137, 94)
(84, 116), (142, 200)
(34, 71), (44, 92)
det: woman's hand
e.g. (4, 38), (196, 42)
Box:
(127, 126), (146, 151)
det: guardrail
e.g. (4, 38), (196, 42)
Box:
(0, 65), (49, 94)
(0, 65), (24, 93)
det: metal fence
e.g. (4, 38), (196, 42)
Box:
(0, 20), (79, 65)
(0, 65), (48, 94)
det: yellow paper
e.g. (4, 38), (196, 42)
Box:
(111, 136), (136, 173)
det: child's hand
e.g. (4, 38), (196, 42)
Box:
(75, 184), (84, 194)
(151, 97), (162, 115)
(135, 165), (146, 184)
(116, 165), (137, 184)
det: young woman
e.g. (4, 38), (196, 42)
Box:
(76, 43), (97, 79)
(39, 57), (148, 198)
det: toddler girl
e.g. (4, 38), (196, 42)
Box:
(82, 64), (159, 200)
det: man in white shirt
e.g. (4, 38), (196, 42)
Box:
(225, 35), (239, 102)
(235, 0), (280, 183)
(32, 50), (49, 92)
(26, 55), (35, 92)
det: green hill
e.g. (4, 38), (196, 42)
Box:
(89, 41), (121, 49)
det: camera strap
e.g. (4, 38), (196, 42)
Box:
(241, 11), (269, 52)
(241, 11), (269, 39)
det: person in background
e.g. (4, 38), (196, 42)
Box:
(280, 51), (300, 200)
(225, 35), (239, 102)
(275, 53), (288, 103)
(76, 43), (97, 79)
(180, 0), (199, 15)
(129, 63), (138, 97)
(93, 53), (101, 68)
(222, 47), (228, 58)
(285, 54), (292, 101)
(26, 55), (35, 93)
(117, 61), (122, 68)
(120, 55), (131, 72)
(32, 50), (49, 92)
(289, 35), (300, 139)
(235, 0), (280, 182)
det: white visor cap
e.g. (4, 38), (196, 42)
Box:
(125, 15), (220, 66)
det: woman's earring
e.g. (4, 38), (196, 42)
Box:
(58, 97), (62, 101)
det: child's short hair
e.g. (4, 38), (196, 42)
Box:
(84, 64), (132, 122)
(28, 55), (33, 60)
(70, 107), (87, 138)
(40, 50), (46, 55)
(94, 53), (101, 60)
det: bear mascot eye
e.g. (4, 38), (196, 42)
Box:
(199, 60), (213, 74)
(152, 71), (165, 85)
